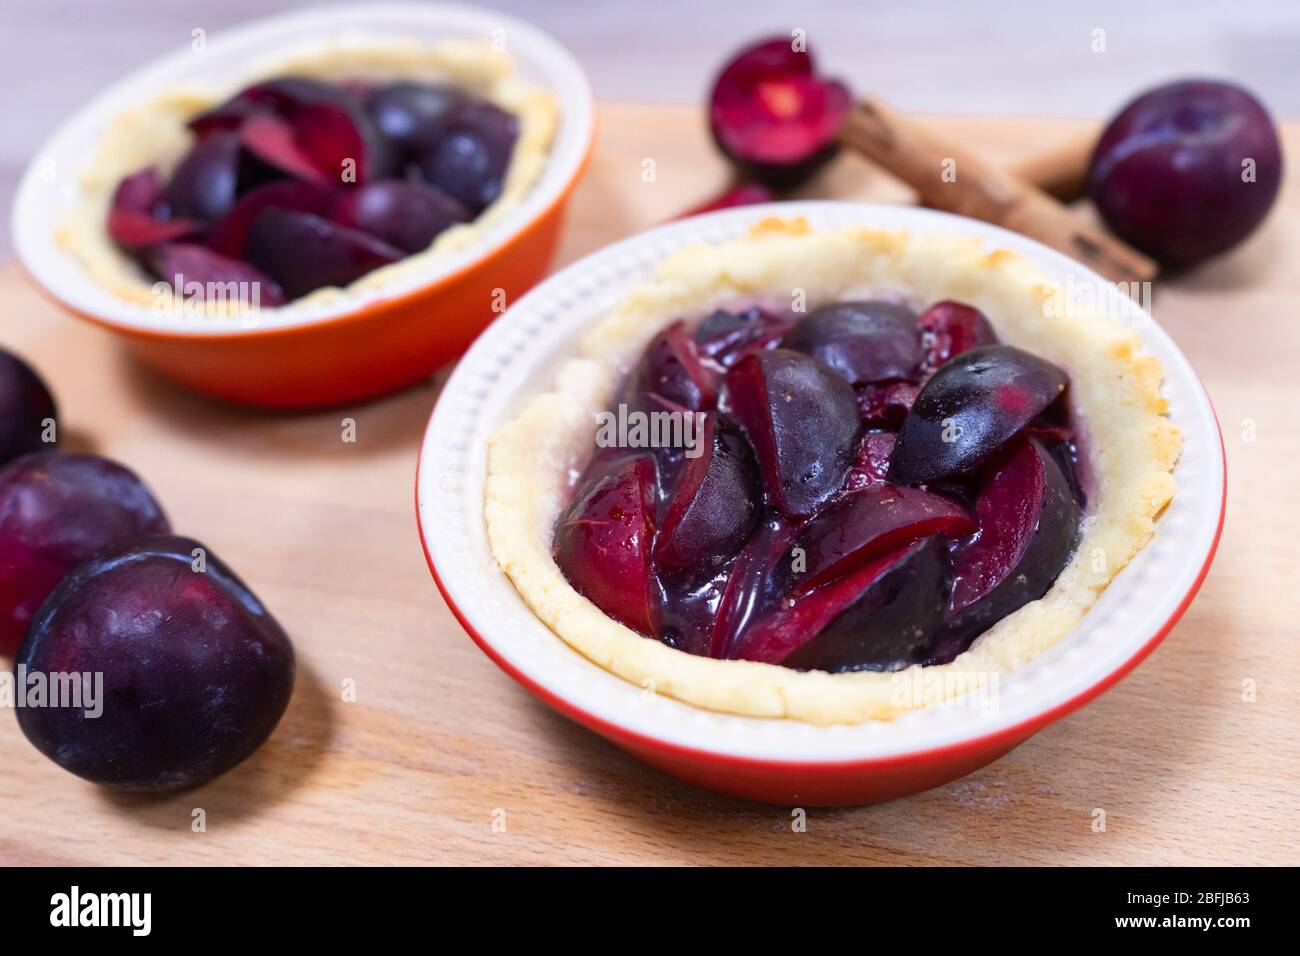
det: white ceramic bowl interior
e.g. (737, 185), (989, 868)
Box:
(11, 2), (593, 335)
(418, 201), (1223, 762)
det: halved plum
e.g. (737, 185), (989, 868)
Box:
(415, 99), (519, 211)
(780, 536), (951, 672)
(364, 82), (466, 157)
(784, 300), (923, 385)
(244, 207), (403, 299)
(0, 453), (169, 653)
(693, 306), (793, 368)
(782, 482), (975, 595)
(187, 76), (346, 136)
(15, 534), (294, 791)
(653, 417), (760, 579)
(709, 37), (852, 188)
(148, 243), (286, 308)
(164, 132), (243, 222)
(707, 513), (796, 658)
(918, 300), (998, 369)
(889, 345), (1068, 485)
(296, 100), (393, 183)
(947, 436), (1081, 635)
(328, 179), (469, 254)
(554, 455), (659, 635)
(0, 350), (56, 467)
(725, 349), (859, 518)
(624, 321), (717, 414)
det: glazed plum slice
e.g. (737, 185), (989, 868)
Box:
(244, 207), (403, 299)
(725, 348), (859, 518)
(693, 307), (793, 368)
(918, 300), (998, 369)
(15, 534), (294, 791)
(653, 417), (761, 580)
(164, 131), (244, 222)
(328, 179), (469, 255)
(207, 180), (333, 259)
(239, 113), (332, 184)
(554, 455), (659, 635)
(416, 99), (520, 211)
(624, 321), (717, 414)
(783, 300), (923, 385)
(107, 167), (203, 249)
(709, 37), (851, 188)
(757, 536), (951, 671)
(0, 453), (169, 652)
(0, 349), (57, 467)
(782, 482), (975, 595)
(947, 436), (1081, 635)
(707, 513), (797, 658)
(889, 345), (1068, 485)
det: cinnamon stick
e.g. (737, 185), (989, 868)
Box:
(840, 98), (1155, 284)
(1010, 128), (1099, 202)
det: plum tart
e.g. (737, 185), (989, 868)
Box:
(486, 220), (1180, 723)
(57, 38), (557, 311)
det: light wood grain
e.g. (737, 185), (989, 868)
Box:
(0, 104), (1296, 866)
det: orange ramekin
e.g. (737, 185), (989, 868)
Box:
(12, 4), (595, 409)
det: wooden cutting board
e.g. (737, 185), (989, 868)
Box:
(1, 104), (1296, 866)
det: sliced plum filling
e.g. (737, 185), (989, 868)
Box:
(106, 76), (519, 305)
(554, 299), (1085, 673)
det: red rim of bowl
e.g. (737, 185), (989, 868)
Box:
(414, 397), (1225, 773)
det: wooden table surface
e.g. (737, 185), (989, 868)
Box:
(1, 104), (1296, 866)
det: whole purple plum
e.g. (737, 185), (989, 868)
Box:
(15, 534), (294, 791)
(1088, 79), (1283, 267)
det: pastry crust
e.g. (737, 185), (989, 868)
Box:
(56, 38), (557, 313)
(486, 219), (1181, 724)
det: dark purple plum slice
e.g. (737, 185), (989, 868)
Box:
(0, 349), (57, 469)
(653, 416), (761, 579)
(624, 321), (718, 415)
(14, 534), (294, 791)
(244, 207), (403, 299)
(778, 536), (951, 672)
(364, 81), (467, 156)
(107, 167), (203, 249)
(707, 513), (796, 658)
(693, 306), (793, 368)
(889, 344), (1068, 486)
(783, 300), (922, 385)
(415, 99), (519, 211)
(1088, 79), (1283, 267)
(724, 348), (859, 518)
(164, 132), (243, 222)
(782, 482), (975, 595)
(187, 76), (347, 136)
(328, 179), (469, 254)
(708, 37), (851, 189)
(0, 453), (169, 653)
(239, 112), (331, 184)
(946, 436), (1080, 636)
(554, 455), (659, 635)
(207, 180), (333, 259)
(918, 300), (998, 369)
(295, 100), (394, 184)
(148, 243), (286, 308)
